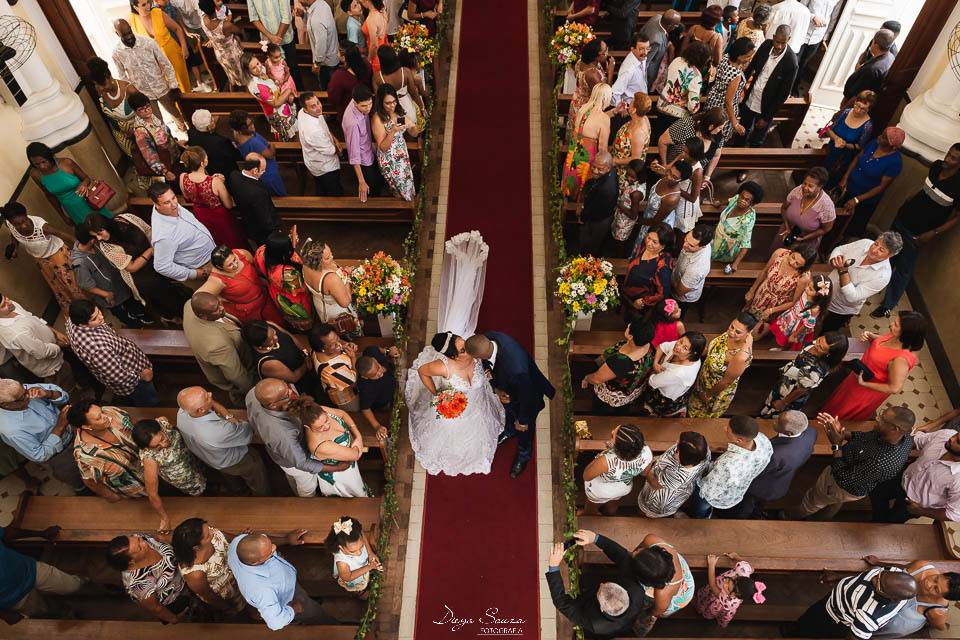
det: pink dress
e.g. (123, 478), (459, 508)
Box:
(264, 57), (299, 98)
(694, 560), (754, 627)
(653, 320), (682, 349)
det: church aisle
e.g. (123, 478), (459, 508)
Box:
(412, 0), (542, 637)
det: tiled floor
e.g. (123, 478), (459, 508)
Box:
(0, 462), (73, 527)
(793, 104), (835, 150)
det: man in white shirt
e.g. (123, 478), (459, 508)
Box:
(821, 232), (902, 333)
(0, 296), (75, 392)
(611, 34), (652, 108)
(765, 0), (812, 53)
(673, 224), (715, 312)
(794, 0), (840, 94)
(297, 92), (343, 196)
(738, 26), (798, 147)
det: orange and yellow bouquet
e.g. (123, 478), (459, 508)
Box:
(350, 252), (411, 316)
(432, 389), (468, 420)
(550, 22), (596, 67)
(555, 255), (618, 316)
(395, 22), (439, 66)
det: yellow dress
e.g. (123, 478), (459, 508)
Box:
(130, 9), (191, 92)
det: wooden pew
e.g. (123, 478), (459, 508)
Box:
(119, 407), (385, 453)
(126, 196), (416, 224)
(606, 260), (833, 288)
(550, 9), (701, 30)
(576, 518), (960, 572)
(12, 620), (357, 640)
(14, 495), (381, 544)
(569, 330), (867, 362)
(574, 415), (878, 458)
(179, 91), (334, 121)
(564, 201), (789, 227)
(557, 146), (828, 171)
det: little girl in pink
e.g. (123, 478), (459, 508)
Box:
(264, 43), (298, 97)
(652, 298), (686, 349)
(694, 552), (765, 627)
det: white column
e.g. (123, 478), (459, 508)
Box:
(898, 63), (960, 162)
(0, 2), (88, 148)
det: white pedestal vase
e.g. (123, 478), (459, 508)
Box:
(562, 66), (577, 94)
(572, 312), (593, 332)
(377, 313), (395, 337)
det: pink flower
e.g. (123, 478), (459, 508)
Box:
(586, 294), (597, 304)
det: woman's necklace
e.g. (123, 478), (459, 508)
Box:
(798, 193), (819, 215)
(106, 79), (122, 102)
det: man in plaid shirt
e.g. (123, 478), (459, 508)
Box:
(65, 300), (159, 407)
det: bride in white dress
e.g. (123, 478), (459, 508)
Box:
(405, 331), (505, 476)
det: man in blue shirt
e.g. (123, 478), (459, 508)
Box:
(0, 380), (82, 491)
(148, 182), (216, 284)
(228, 531), (337, 630)
(0, 525), (84, 623)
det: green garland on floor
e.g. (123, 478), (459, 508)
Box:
(354, 17), (442, 640)
(541, 2), (585, 639)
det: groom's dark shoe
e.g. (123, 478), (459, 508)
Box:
(510, 457), (529, 478)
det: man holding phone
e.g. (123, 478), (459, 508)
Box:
(820, 232), (902, 334)
(786, 407), (914, 520)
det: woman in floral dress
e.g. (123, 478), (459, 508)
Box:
(744, 245), (815, 326)
(582, 318), (656, 412)
(567, 39), (612, 141)
(760, 332), (848, 417)
(711, 181), (762, 271)
(373, 83), (418, 201)
(242, 53), (298, 141)
(613, 93), (651, 189)
(88, 57), (137, 160)
(172, 518), (246, 615)
(129, 92), (181, 185)
(134, 417), (207, 533)
(653, 41), (710, 141)
(686, 314), (755, 418)
(694, 554), (762, 628)
(69, 401), (146, 500)
(199, 0), (245, 89)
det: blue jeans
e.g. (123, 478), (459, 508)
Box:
(119, 379), (160, 407)
(881, 220), (919, 311)
(685, 485), (714, 519)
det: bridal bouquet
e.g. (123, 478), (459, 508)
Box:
(550, 22), (596, 67)
(555, 256), (618, 316)
(351, 252), (411, 316)
(395, 22), (439, 66)
(433, 389), (468, 420)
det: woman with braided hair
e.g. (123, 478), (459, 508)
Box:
(581, 423), (652, 515)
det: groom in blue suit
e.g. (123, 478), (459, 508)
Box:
(466, 332), (555, 478)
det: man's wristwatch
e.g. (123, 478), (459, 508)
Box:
(831, 443), (840, 452)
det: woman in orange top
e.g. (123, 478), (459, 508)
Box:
(129, 0), (192, 92)
(361, 0), (389, 73)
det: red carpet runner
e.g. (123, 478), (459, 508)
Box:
(413, 0), (540, 636)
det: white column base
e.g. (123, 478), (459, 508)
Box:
(18, 81), (89, 148)
(899, 91), (960, 163)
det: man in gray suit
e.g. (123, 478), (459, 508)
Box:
(638, 10), (682, 90)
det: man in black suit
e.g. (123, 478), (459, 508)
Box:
(227, 154), (281, 246)
(737, 25), (799, 149)
(466, 332), (555, 477)
(717, 410), (816, 518)
(841, 28), (896, 109)
(187, 109), (241, 178)
(578, 151), (619, 257)
(546, 540), (651, 639)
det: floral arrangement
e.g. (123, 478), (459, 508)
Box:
(550, 22), (596, 67)
(433, 389), (468, 419)
(555, 256), (618, 316)
(351, 252), (412, 316)
(395, 22), (439, 66)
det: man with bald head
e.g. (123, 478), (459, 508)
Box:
(785, 567), (916, 638)
(578, 150), (618, 256)
(227, 530), (335, 629)
(227, 153), (281, 245)
(176, 386), (270, 495)
(639, 10), (682, 88)
(245, 379), (349, 496)
(182, 292), (255, 404)
(111, 18), (185, 130)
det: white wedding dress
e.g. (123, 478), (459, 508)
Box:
(405, 349), (505, 476)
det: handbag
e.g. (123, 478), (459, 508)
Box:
(319, 271), (361, 337)
(85, 180), (115, 209)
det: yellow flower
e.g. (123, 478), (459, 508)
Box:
(593, 279), (607, 294)
(376, 303), (384, 310)
(358, 287), (368, 296)
(571, 301), (581, 312)
(558, 282), (571, 295)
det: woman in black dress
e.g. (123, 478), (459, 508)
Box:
(240, 320), (317, 394)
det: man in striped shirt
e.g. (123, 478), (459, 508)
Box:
(784, 567), (916, 638)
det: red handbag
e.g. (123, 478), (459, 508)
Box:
(85, 180), (115, 209)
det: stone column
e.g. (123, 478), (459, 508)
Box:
(898, 58), (960, 162)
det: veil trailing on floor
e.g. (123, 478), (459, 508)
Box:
(436, 230), (488, 338)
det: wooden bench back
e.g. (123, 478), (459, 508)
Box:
(10, 619), (358, 640)
(125, 196), (415, 224)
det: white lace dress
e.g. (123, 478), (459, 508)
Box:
(405, 348), (505, 476)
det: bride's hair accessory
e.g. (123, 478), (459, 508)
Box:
(332, 518), (353, 535)
(439, 331), (454, 354)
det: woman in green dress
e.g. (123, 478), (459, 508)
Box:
(711, 181), (762, 273)
(301, 399), (369, 498)
(133, 417), (207, 533)
(27, 142), (113, 227)
(687, 313), (756, 418)
(582, 318), (656, 414)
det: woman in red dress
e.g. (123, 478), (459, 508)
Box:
(179, 146), (247, 249)
(820, 311), (927, 420)
(198, 245), (284, 325)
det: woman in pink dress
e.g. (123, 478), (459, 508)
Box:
(264, 43), (299, 98)
(770, 166), (836, 253)
(821, 311), (926, 420)
(179, 147), (247, 249)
